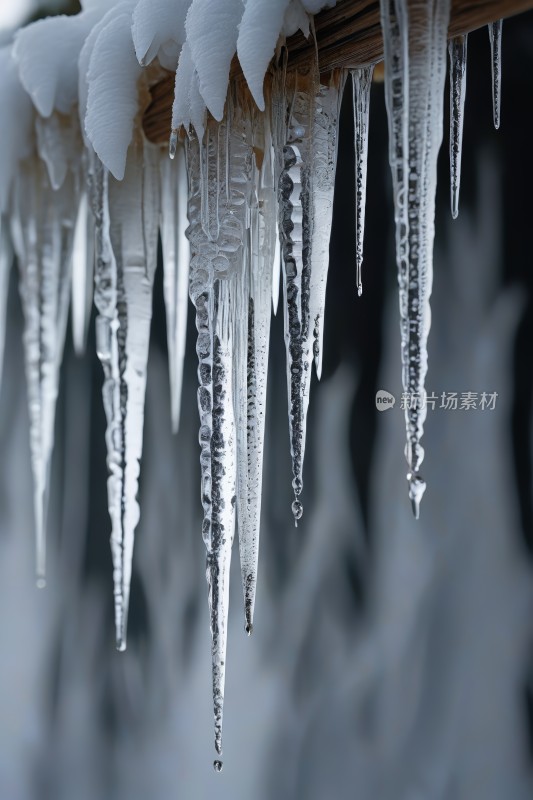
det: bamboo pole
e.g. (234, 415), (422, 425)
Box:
(142, 0), (533, 144)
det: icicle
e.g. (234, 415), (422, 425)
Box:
(71, 190), (95, 355)
(380, 0), (451, 517)
(271, 65), (316, 524)
(448, 35), (467, 219)
(350, 65), (374, 296)
(0, 216), (12, 393)
(488, 20), (502, 129)
(88, 137), (159, 651)
(160, 142), (189, 433)
(309, 69), (346, 380)
(12, 157), (77, 584)
(186, 113), (242, 762)
(236, 101), (275, 634)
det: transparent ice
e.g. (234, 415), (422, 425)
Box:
(350, 65), (374, 296)
(448, 35), (467, 219)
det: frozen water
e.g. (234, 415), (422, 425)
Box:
(448, 35), (467, 219)
(351, 65), (374, 296)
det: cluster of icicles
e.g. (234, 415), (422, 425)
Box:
(0, 0), (503, 769)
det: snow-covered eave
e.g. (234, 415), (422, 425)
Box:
(142, 0), (533, 145)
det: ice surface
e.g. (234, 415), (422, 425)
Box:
(272, 65), (316, 523)
(310, 70), (346, 379)
(0, 217), (13, 393)
(159, 143), (189, 432)
(12, 158), (78, 583)
(186, 122), (239, 760)
(448, 36), (467, 220)
(71, 189), (95, 356)
(380, 0), (450, 516)
(0, 47), (34, 215)
(89, 136), (160, 649)
(351, 65), (374, 296)
(488, 20), (502, 130)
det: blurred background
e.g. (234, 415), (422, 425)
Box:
(1, 3), (533, 799)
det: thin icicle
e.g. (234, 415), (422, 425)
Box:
(448, 35), (467, 219)
(89, 137), (159, 651)
(0, 216), (12, 393)
(380, 0), (450, 517)
(186, 114), (243, 762)
(309, 69), (346, 380)
(236, 101), (275, 634)
(160, 141), (189, 433)
(272, 65), (316, 524)
(488, 20), (502, 129)
(12, 157), (77, 584)
(351, 65), (374, 296)
(71, 190), (95, 355)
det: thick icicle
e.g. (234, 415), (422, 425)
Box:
(271, 65), (316, 524)
(488, 20), (502, 130)
(0, 216), (12, 393)
(88, 137), (159, 651)
(448, 35), (467, 219)
(350, 65), (374, 296)
(159, 142), (189, 432)
(71, 189), (95, 355)
(236, 101), (275, 634)
(380, 0), (451, 517)
(186, 115), (242, 763)
(12, 157), (77, 584)
(309, 69), (346, 379)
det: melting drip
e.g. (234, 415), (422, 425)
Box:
(89, 138), (159, 651)
(488, 20), (503, 129)
(448, 35), (467, 220)
(160, 142), (189, 433)
(350, 65), (374, 296)
(12, 157), (77, 583)
(380, 0), (451, 517)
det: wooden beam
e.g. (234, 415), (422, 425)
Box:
(143, 0), (533, 145)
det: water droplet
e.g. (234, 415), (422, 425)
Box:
(36, 577), (46, 589)
(292, 499), (303, 525)
(407, 471), (426, 519)
(213, 760), (223, 773)
(357, 284), (363, 297)
(245, 622), (253, 636)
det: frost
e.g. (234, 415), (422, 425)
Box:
(448, 35), (467, 219)
(131, 0), (190, 68)
(380, 0), (451, 517)
(351, 65), (374, 296)
(85, 2), (141, 181)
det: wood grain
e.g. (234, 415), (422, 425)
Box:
(143, 0), (533, 144)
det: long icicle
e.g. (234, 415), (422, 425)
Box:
(71, 188), (95, 355)
(380, 0), (451, 517)
(351, 65), (374, 297)
(12, 157), (77, 584)
(187, 107), (252, 763)
(0, 215), (12, 393)
(488, 19), (503, 129)
(272, 65), (316, 525)
(236, 99), (275, 635)
(89, 137), (160, 651)
(448, 35), (467, 219)
(310, 69), (347, 380)
(160, 140), (189, 433)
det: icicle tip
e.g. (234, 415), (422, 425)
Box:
(36, 577), (46, 590)
(292, 499), (303, 526)
(169, 129), (178, 160)
(213, 760), (223, 773)
(407, 472), (426, 520)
